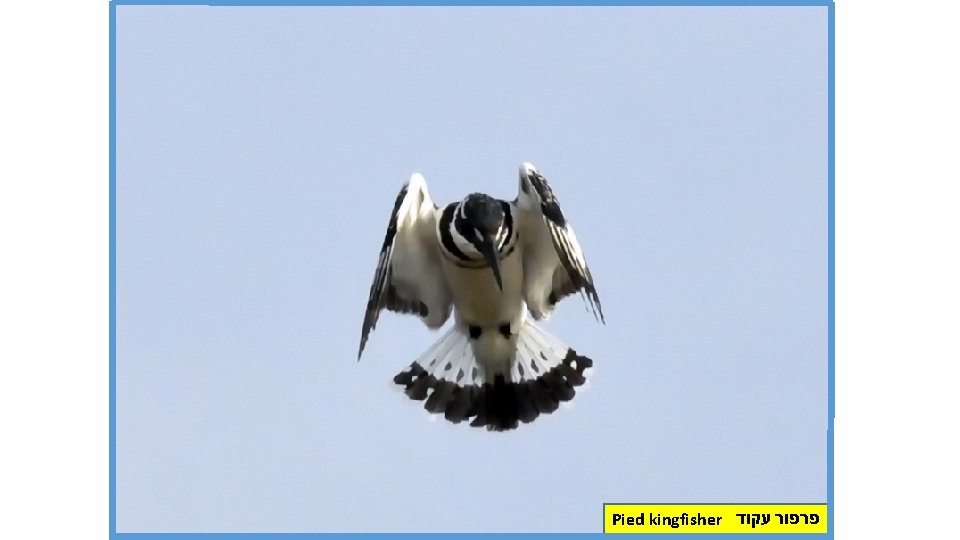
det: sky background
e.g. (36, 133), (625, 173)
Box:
(115, 5), (828, 533)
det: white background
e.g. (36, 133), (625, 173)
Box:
(1, 0), (957, 538)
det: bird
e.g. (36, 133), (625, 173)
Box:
(358, 163), (604, 431)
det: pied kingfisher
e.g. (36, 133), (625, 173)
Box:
(359, 163), (604, 431)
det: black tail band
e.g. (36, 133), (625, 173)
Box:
(393, 349), (593, 432)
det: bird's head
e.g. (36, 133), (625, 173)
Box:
(460, 193), (505, 291)
(461, 193), (504, 238)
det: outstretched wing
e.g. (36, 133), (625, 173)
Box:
(516, 163), (604, 322)
(359, 174), (452, 360)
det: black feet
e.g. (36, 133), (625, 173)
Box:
(469, 323), (512, 340)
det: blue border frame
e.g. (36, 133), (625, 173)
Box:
(108, 1), (835, 538)
(112, 1), (830, 5)
(109, 0), (118, 538)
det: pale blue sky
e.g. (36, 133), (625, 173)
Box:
(116, 5), (828, 533)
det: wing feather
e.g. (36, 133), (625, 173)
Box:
(516, 163), (604, 322)
(359, 174), (452, 359)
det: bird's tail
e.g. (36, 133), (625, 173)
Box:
(393, 320), (593, 431)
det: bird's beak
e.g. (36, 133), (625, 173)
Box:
(480, 234), (503, 291)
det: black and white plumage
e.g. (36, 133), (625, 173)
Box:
(359, 163), (603, 431)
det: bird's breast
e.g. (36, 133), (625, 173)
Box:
(440, 247), (524, 327)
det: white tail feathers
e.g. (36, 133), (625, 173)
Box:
(392, 320), (593, 431)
